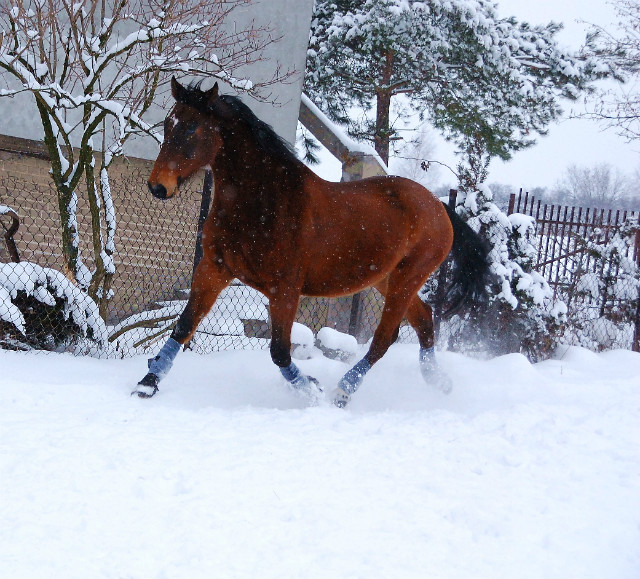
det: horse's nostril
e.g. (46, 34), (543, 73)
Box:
(148, 182), (167, 199)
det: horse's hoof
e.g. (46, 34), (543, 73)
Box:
(435, 375), (453, 395)
(289, 374), (324, 406)
(332, 388), (350, 409)
(307, 375), (322, 391)
(132, 373), (159, 398)
(422, 369), (453, 395)
(290, 372), (322, 392)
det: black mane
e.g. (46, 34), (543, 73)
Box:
(178, 81), (300, 166)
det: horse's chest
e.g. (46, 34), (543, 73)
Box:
(208, 219), (288, 283)
(205, 190), (302, 283)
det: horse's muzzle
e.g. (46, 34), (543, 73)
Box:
(148, 182), (167, 200)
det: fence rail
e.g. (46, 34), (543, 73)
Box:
(508, 190), (640, 288)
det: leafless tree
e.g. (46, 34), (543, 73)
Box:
(553, 162), (630, 208)
(627, 163), (640, 207)
(0, 0), (290, 318)
(582, 0), (640, 141)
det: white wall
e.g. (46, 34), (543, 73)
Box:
(0, 0), (313, 159)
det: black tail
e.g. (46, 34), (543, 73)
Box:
(441, 202), (492, 317)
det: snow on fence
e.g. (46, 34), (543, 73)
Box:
(507, 190), (640, 352)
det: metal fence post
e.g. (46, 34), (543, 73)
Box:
(634, 214), (640, 352)
(1, 206), (21, 263)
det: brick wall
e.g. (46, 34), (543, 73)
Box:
(0, 134), (204, 324)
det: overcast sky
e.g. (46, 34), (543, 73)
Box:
(462, 0), (638, 190)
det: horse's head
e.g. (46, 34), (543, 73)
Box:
(148, 77), (223, 199)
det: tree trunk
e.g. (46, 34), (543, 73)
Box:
(374, 50), (394, 165)
(36, 101), (84, 284)
(98, 166), (115, 321)
(86, 156), (106, 306)
(55, 184), (81, 282)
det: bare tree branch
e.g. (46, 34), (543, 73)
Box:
(0, 0), (294, 315)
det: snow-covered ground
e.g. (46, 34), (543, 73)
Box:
(1, 343), (639, 578)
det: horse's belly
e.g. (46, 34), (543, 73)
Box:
(301, 276), (380, 298)
(301, 249), (398, 297)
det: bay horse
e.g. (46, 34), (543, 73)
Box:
(133, 77), (490, 407)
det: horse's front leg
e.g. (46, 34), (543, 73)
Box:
(132, 259), (232, 398)
(269, 291), (319, 392)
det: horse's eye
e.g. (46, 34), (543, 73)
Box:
(184, 122), (198, 136)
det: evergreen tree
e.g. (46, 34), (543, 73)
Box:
(306, 0), (615, 165)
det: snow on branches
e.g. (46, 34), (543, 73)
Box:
(434, 185), (567, 361)
(0, 0), (287, 317)
(0, 261), (107, 351)
(306, 0), (617, 164)
(564, 217), (640, 350)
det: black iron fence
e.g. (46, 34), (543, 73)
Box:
(508, 189), (640, 352)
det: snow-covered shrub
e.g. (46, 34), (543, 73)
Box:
(429, 186), (566, 362)
(0, 262), (107, 352)
(562, 218), (639, 351)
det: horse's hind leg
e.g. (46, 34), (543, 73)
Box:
(333, 253), (448, 407)
(405, 297), (452, 394)
(333, 281), (410, 407)
(132, 259), (232, 398)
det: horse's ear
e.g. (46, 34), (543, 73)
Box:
(171, 76), (184, 101)
(206, 82), (219, 106)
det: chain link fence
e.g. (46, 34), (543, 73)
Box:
(1, 148), (638, 358)
(0, 153), (400, 357)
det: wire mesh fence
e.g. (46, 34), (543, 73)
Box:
(0, 156), (399, 357)
(1, 148), (638, 358)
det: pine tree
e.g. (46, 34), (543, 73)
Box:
(306, 0), (615, 165)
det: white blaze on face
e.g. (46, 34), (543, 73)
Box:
(168, 114), (178, 129)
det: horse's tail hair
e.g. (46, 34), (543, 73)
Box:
(441, 201), (492, 318)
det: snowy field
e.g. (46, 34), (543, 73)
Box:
(1, 343), (639, 579)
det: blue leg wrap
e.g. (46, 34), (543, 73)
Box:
(419, 346), (436, 371)
(148, 337), (181, 380)
(280, 362), (311, 389)
(338, 358), (371, 395)
(419, 346), (452, 394)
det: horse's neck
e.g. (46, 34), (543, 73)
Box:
(212, 136), (301, 210)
